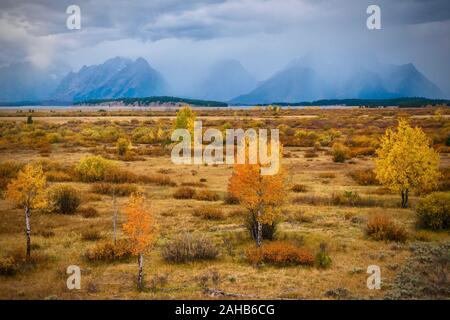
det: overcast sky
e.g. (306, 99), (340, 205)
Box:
(0, 0), (449, 96)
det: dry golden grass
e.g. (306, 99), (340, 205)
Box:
(0, 107), (449, 300)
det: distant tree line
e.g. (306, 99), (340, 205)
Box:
(252, 98), (450, 108)
(75, 96), (228, 107)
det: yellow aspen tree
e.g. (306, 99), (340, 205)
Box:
(228, 142), (286, 247)
(6, 163), (47, 259)
(375, 119), (441, 208)
(173, 104), (196, 136)
(122, 193), (158, 290)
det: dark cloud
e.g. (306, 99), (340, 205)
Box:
(0, 0), (449, 96)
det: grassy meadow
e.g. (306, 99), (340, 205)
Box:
(0, 106), (449, 300)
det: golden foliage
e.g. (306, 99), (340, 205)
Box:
(122, 193), (158, 255)
(228, 143), (286, 226)
(375, 119), (440, 194)
(6, 163), (47, 209)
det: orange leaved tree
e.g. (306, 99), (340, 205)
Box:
(228, 142), (286, 247)
(6, 163), (47, 259)
(122, 193), (158, 290)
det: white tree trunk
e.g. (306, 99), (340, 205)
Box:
(25, 206), (31, 259)
(113, 193), (117, 245)
(256, 209), (262, 247)
(137, 253), (144, 290)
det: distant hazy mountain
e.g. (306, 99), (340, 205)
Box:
(52, 57), (168, 102)
(0, 63), (62, 103)
(196, 59), (257, 102)
(231, 58), (443, 104)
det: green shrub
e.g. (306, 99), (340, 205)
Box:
(49, 184), (81, 214)
(315, 243), (332, 269)
(366, 214), (408, 242)
(416, 192), (450, 230)
(75, 156), (115, 182)
(162, 233), (219, 263)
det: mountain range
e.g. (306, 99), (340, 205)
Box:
(52, 57), (168, 102)
(231, 56), (443, 104)
(0, 55), (444, 104)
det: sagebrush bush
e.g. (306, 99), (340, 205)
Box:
(0, 161), (23, 190)
(116, 137), (130, 156)
(194, 189), (220, 201)
(0, 256), (18, 276)
(90, 182), (137, 196)
(331, 142), (350, 163)
(45, 170), (73, 182)
(315, 243), (332, 269)
(348, 169), (379, 185)
(245, 242), (314, 266)
(49, 184), (81, 214)
(173, 187), (196, 199)
(416, 192), (450, 230)
(81, 230), (103, 241)
(162, 233), (219, 263)
(75, 156), (115, 182)
(223, 192), (240, 204)
(84, 240), (133, 262)
(78, 207), (99, 218)
(193, 206), (224, 220)
(366, 214), (408, 242)
(291, 184), (308, 193)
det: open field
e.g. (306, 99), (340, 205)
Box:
(0, 107), (449, 300)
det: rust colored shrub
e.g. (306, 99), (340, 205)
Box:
(194, 189), (220, 201)
(84, 240), (133, 262)
(366, 214), (408, 242)
(350, 147), (376, 157)
(173, 187), (196, 199)
(348, 169), (379, 185)
(45, 170), (73, 182)
(78, 207), (99, 218)
(223, 192), (240, 204)
(193, 206), (224, 220)
(245, 242), (314, 266)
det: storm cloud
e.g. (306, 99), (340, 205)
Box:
(0, 0), (449, 96)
